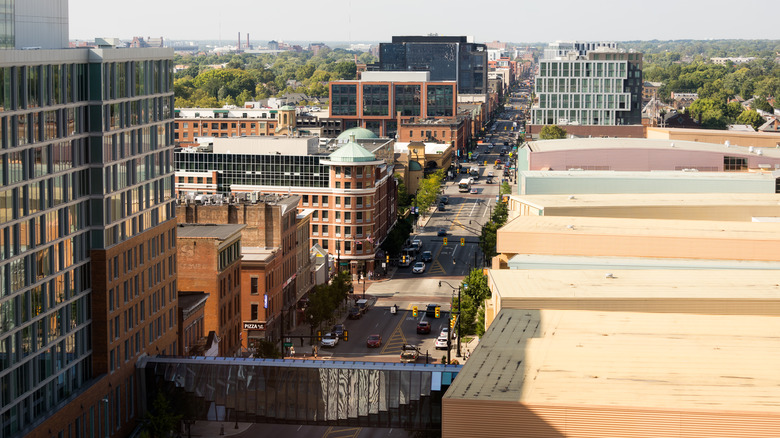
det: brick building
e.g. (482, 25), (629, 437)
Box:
(176, 196), (306, 350)
(329, 71), (458, 138)
(173, 105), (298, 145)
(177, 292), (209, 355)
(174, 137), (397, 277)
(176, 224), (244, 356)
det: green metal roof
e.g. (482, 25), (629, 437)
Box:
(213, 109), (228, 113)
(328, 139), (376, 163)
(408, 161), (423, 171)
(280, 105), (295, 111)
(337, 127), (378, 141)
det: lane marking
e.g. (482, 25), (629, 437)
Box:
(379, 304), (411, 355)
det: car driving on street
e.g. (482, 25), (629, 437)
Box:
(435, 336), (448, 349)
(416, 321), (431, 334)
(320, 332), (338, 348)
(412, 262), (426, 274)
(421, 251), (432, 262)
(437, 228), (447, 236)
(400, 344), (420, 363)
(366, 334), (382, 348)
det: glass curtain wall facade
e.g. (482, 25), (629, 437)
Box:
(174, 152), (329, 192)
(331, 84), (357, 116)
(532, 52), (643, 126)
(0, 0), (13, 49)
(378, 36), (487, 95)
(144, 357), (460, 431)
(0, 47), (176, 438)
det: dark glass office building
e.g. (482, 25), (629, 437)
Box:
(378, 36), (488, 95)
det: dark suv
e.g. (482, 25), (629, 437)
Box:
(348, 307), (362, 319)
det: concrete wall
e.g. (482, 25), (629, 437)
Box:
(648, 127), (780, 148)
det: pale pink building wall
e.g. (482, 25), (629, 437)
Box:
(529, 148), (780, 171)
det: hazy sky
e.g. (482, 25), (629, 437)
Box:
(69, 0), (778, 44)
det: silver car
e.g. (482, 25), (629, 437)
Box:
(320, 332), (338, 348)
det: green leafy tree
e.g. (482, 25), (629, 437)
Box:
(736, 109), (766, 130)
(381, 217), (413, 257)
(752, 96), (774, 113)
(394, 173), (411, 207)
(415, 170), (445, 213)
(539, 125), (567, 139)
(253, 339), (282, 359)
(142, 392), (181, 438)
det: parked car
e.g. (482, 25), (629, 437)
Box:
(320, 332), (338, 348)
(366, 334), (382, 348)
(400, 344), (420, 363)
(416, 321), (431, 334)
(435, 336), (448, 350)
(438, 203), (446, 211)
(412, 262), (426, 274)
(331, 324), (345, 338)
(437, 229), (447, 236)
(348, 307), (362, 319)
(441, 196), (449, 204)
(421, 251), (433, 262)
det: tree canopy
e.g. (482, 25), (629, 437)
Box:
(173, 49), (376, 107)
(539, 125), (568, 139)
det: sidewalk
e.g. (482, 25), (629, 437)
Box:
(187, 421), (252, 437)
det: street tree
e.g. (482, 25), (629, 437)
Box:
(539, 125), (567, 139)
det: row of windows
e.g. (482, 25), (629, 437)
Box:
(537, 93), (631, 110)
(102, 59), (174, 101)
(0, 63), (89, 112)
(103, 201), (175, 248)
(104, 96), (173, 132)
(102, 123), (174, 164)
(312, 238), (370, 253)
(532, 108), (622, 126)
(0, 107), (85, 149)
(330, 83), (455, 117)
(2, 140), (84, 186)
(536, 77), (629, 94)
(174, 152), (329, 189)
(1, 337), (92, 436)
(218, 240), (241, 272)
(175, 121), (275, 130)
(0, 170), (88, 223)
(538, 61), (628, 79)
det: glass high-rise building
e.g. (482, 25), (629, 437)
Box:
(0, 2), (177, 437)
(378, 36), (488, 95)
(532, 43), (644, 126)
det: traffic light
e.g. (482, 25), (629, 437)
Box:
(413, 306), (418, 317)
(402, 255), (406, 264)
(460, 238), (465, 247)
(317, 330), (323, 342)
(443, 237), (448, 245)
(343, 330), (348, 342)
(435, 306), (440, 318)
(386, 255), (390, 263)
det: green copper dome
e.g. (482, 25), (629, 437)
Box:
(328, 139), (376, 162)
(279, 105), (295, 111)
(408, 161), (423, 171)
(337, 127), (378, 141)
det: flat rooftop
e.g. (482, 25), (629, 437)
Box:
(506, 253), (780, 270)
(446, 308), (780, 412)
(241, 246), (277, 262)
(499, 215), (780, 242)
(526, 137), (780, 158)
(488, 269), (780, 300)
(511, 193), (780, 209)
(176, 223), (245, 240)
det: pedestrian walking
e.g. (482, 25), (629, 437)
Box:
(289, 346), (295, 357)
(312, 344), (318, 359)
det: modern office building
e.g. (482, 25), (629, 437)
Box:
(376, 36), (488, 95)
(0, 0), (69, 50)
(0, 3), (177, 436)
(530, 42), (643, 130)
(329, 71), (458, 138)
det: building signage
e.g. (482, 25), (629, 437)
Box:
(243, 321), (266, 330)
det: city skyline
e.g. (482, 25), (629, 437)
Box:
(69, 0), (780, 44)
